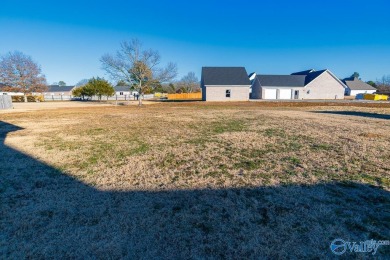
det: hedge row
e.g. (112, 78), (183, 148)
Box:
(11, 95), (45, 102)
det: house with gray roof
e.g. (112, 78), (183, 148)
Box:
(201, 67), (251, 101)
(251, 75), (306, 99)
(251, 69), (346, 100)
(343, 77), (376, 96)
(44, 85), (75, 96)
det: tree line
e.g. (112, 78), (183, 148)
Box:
(1, 44), (389, 103)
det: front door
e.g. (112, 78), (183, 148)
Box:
(294, 90), (299, 99)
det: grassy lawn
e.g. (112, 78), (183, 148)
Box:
(1, 102), (389, 258)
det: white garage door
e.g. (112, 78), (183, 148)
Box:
(264, 89), (277, 99)
(279, 89), (292, 99)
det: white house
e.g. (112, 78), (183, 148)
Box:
(343, 77), (377, 96)
(201, 67), (251, 101)
(251, 69), (346, 100)
(114, 86), (132, 96)
(250, 74), (306, 99)
(44, 85), (75, 96)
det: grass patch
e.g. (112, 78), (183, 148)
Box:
(211, 119), (246, 134)
(263, 128), (286, 137)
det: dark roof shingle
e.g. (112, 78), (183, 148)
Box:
(256, 75), (306, 87)
(202, 67), (250, 86)
(47, 85), (75, 92)
(291, 69), (315, 76)
(114, 86), (131, 92)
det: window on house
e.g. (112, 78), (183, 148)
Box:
(226, 89), (231, 98)
(120, 92), (124, 95)
(307, 90), (310, 94)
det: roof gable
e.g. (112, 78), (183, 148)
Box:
(292, 69), (346, 87)
(305, 70), (347, 88)
(256, 75), (306, 87)
(202, 67), (251, 86)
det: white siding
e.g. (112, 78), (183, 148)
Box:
(203, 85), (250, 101)
(115, 91), (131, 96)
(304, 71), (345, 99)
(350, 89), (376, 96)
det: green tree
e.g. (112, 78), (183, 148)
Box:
(72, 87), (84, 100)
(72, 77), (114, 100)
(82, 84), (97, 100)
(351, 72), (360, 79)
(58, 81), (66, 86)
(72, 85), (94, 100)
(101, 39), (177, 105)
(86, 77), (114, 100)
(366, 81), (377, 88)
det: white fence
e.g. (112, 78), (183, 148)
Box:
(0, 95), (13, 109)
(43, 94), (155, 101)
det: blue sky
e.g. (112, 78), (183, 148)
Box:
(1, 0), (389, 85)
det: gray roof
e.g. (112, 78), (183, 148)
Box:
(114, 86), (131, 92)
(303, 70), (327, 85)
(291, 69), (315, 76)
(291, 69), (330, 85)
(343, 77), (376, 90)
(202, 67), (251, 86)
(256, 75), (306, 87)
(47, 85), (75, 92)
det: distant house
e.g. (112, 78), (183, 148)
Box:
(201, 67), (251, 101)
(114, 86), (131, 96)
(343, 77), (376, 96)
(251, 69), (346, 100)
(44, 85), (75, 96)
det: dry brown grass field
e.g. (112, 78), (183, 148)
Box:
(1, 101), (390, 258)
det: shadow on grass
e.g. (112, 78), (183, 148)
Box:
(1, 121), (389, 258)
(313, 111), (390, 120)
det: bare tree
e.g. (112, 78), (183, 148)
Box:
(177, 72), (200, 93)
(0, 51), (47, 102)
(76, 79), (89, 87)
(100, 39), (178, 105)
(376, 75), (390, 94)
